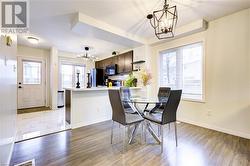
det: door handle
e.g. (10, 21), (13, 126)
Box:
(18, 86), (22, 88)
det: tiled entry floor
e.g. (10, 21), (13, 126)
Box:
(16, 108), (70, 142)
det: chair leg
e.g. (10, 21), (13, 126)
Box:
(174, 121), (178, 147)
(161, 125), (164, 153)
(123, 125), (128, 153)
(158, 125), (161, 136)
(144, 121), (147, 142)
(140, 122), (144, 144)
(168, 123), (170, 130)
(111, 121), (114, 144)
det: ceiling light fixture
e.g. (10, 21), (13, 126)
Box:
(78, 46), (98, 61)
(27, 36), (39, 44)
(147, 0), (178, 39)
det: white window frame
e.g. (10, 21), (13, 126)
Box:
(158, 40), (206, 103)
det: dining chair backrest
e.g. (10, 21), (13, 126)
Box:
(120, 87), (131, 100)
(158, 87), (171, 98)
(156, 87), (171, 110)
(161, 90), (182, 124)
(120, 87), (131, 108)
(108, 89), (126, 125)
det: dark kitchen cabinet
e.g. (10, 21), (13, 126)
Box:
(124, 51), (133, 73)
(118, 51), (133, 73)
(95, 61), (101, 68)
(118, 53), (125, 73)
(95, 61), (104, 69)
(95, 50), (133, 74)
(105, 58), (113, 66)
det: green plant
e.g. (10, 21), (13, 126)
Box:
(125, 73), (137, 87)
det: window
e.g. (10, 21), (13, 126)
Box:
(159, 42), (203, 101)
(61, 64), (85, 88)
(23, 61), (41, 84)
(61, 65), (73, 88)
(75, 66), (85, 87)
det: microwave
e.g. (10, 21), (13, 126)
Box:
(105, 64), (117, 76)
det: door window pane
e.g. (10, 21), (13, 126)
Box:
(23, 61), (41, 84)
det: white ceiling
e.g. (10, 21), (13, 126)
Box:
(18, 0), (250, 58)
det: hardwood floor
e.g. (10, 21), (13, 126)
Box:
(10, 121), (250, 166)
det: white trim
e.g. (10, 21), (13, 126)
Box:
(178, 117), (250, 139)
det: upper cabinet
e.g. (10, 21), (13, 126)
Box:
(95, 50), (133, 74)
(117, 53), (125, 73)
(123, 51), (133, 73)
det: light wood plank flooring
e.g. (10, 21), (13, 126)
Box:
(10, 121), (250, 166)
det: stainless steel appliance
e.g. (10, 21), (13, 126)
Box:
(91, 68), (105, 87)
(105, 64), (117, 76)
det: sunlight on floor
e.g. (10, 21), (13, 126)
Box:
(16, 108), (70, 142)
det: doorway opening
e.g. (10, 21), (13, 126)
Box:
(16, 56), (70, 142)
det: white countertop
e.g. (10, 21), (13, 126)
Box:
(64, 87), (142, 92)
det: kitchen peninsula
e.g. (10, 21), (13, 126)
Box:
(65, 87), (143, 129)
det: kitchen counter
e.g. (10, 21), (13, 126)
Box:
(65, 87), (144, 129)
(64, 87), (142, 92)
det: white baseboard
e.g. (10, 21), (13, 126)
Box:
(178, 118), (250, 139)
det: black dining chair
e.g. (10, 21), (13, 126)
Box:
(144, 90), (182, 153)
(147, 87), (171, 112)
(108, 89), (144, 152)
(120, 87), (136, 114)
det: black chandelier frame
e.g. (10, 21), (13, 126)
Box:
(147, 0), (178, 39)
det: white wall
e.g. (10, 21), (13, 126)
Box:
(149, 9), (250, 139)
(17, 45), (50, 107)
(0, 34), (17, 165)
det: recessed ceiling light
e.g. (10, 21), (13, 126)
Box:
(27, 37), (39, 44)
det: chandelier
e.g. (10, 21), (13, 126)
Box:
(78, 46), (98, 61)
(147, 0), (178, 39)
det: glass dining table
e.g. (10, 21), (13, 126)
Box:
(122, 96), (169, 144)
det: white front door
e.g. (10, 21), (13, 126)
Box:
(17, 57), (46, 109)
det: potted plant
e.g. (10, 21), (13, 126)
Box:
(125, 73), (137, 87)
